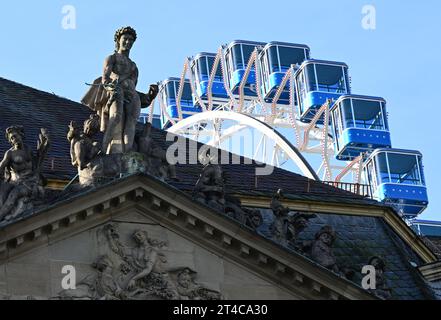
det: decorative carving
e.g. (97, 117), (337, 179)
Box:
(57, 224), (223, 300)
(68, 115), (101, 171)
(68, 115), (121, 186)
(193, 153), (262, 230)
(308, 226), (339, 273)
(193, 154), (226, 212)
(58, 255), (126, 300)
(67, 118), (177, 186)
(367, 256), (392, 300)
(174, 268), (222, 300)
(81, 26), (158, 155)
(136, 122), (177, 181)
(300, 225), (355, 279)
(269, 189), (316, 246)
(0, 126), (50, 221)
(224, 195), (263, 230)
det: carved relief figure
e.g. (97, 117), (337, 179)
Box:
(104, 225), (178, 300)
(58, 255), (126, 300)
(137, 122), (177, 181)
(58, 224), (223, 300)
(81, 26), (158, 154)
(67, 115), (121, 186)
(175, 268), (222, 300)
(193, 153), (225, 212)
(193, 153), (263, 230)
(0, 126), (49, 221)
(224, 195), (263, 230)
(269, 189), (315, 246)
(308, 226), (339, 273)
(68, 115), (101, 171)
(367, 256), (392, 299)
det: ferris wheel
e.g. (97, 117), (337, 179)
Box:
(145, 40), (429, 218)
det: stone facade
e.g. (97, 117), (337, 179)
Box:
(0, 212), (298, 300)
(0, 175), (380, 300)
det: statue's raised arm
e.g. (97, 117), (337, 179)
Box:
(35, 128), (50, 174)
(81, 27), (159, 155)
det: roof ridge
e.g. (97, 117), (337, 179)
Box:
(0, 76), (83, 107)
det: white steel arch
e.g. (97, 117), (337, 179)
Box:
(153, 45), (363, 186)
(167, 111), (319, 181)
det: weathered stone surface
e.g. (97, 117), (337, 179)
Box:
(255, 208), (430, 300)
(81, 27), (158, 155)
(0, 212), (303, 300)
(0, 126), (50, 222)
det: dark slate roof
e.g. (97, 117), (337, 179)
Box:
(0, 77), (92, 180)
(255, 209), (435, 300)
(0, 77), (377, 206)
(0, 77), (437, 300)
(3, 171), (435, 300)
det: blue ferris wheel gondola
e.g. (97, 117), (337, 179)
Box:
(159, 77), (201, 129)
(295, 59), (350, 123)
(191, 52), (228, 102)
(224, 40), (266, 97)
(331, 95), (392, 161)
(363, 149), (428, 218)
(259, 42), (310, 105)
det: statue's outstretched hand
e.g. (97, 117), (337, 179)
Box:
(148, 84), (159, 100)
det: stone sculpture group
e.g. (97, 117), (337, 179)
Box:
(57, 224), (223, 300)
(0, 26), (393, 300)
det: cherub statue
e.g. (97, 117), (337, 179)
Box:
(81, 26), (159, 154)
(0, 126), (49, 221)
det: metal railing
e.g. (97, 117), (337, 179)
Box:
(42, 157), (73, 173)
(322, 181), (373, 199)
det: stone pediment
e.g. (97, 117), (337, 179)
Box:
(0, 174), (377, 300)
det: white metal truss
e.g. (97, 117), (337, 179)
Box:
(167, 111), (319, 180)
(159, 46), (363, 184)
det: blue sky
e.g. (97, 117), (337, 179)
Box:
(1, 0), (440, 220)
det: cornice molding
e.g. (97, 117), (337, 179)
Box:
(239, 195), (437, 264)
(0, 175), (376, 300)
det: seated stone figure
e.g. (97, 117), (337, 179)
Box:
(68, 115), (102, 171)
(0, 126), (49, 221)
(309, 226), (339, 273)
(137, 122), (177, 181)
(270, 189), (316, 247)
(224, 195), (263, 230)
(193, 153), (226, 212)
(367, 256), (392, 300)
(68, 115), (120, 187)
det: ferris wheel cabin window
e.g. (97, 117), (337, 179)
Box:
(277, 46), (308, 71)
(207, 57), (222, 81)
(386, 153), (424, 186)
(314, 64), (348, 93)
(232, 45), (244, 69)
